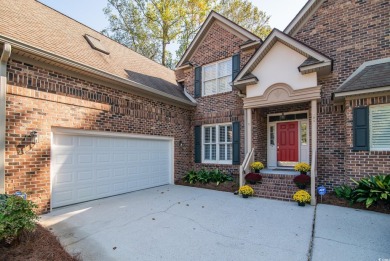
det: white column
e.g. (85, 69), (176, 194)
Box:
(310, 100), (317, 205)
(0, 43), (11, 194)
(246, 108), (252, 152)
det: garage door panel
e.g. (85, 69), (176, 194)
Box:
(52, 133), (171, 208)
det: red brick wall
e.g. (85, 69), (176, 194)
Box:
(5, 59), (193, 212)
(294, 0), (390, 189)
(175, 21), (257, 175)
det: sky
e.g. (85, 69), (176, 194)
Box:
(39, 0), (307, 54)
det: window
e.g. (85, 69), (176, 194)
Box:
(301, 122), (307, 145)
(203, 124), (232, 163)
(270, 126), (275, 145)
(203, 59), (232, 96)
(370, 104), (390, 151)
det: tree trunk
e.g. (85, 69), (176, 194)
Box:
(162, 40), (166, 66)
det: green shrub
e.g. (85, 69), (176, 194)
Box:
(0, 195), (39, 244)
(334, 184), (354, 201)
(183, 169), (233, 185)
(351, 175), (390, 208)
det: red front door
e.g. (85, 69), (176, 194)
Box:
(277, 121), (298, 163)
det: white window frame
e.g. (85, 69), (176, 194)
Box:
(202, 58), (232, 96)
(202, 123), (233, 164)
(370, 104), (390, 151)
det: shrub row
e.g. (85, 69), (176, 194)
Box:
(335, 175), (390, 208)
(183, 169), (234, 185)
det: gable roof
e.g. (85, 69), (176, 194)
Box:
(0, 0), (194, 106)
(334, 58), (390, 98)
(284, 0), (325, 36)
(176, 11), (261, 68)
(233, 29), (332, 89)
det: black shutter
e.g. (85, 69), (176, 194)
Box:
(194, 66), (202, 98)
(232, 53), (240, 80)
(194, 125), (202, 163)
(232, 122), (240, 165)
(353, 107), (369, 151)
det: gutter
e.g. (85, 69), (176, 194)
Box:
(0, 43), (11, 194)
(0, 35), (196, 108)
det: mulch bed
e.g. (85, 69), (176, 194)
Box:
(0, 224), (79, 261)
(175, 180), (239, 193)
(318, 192), (390, 214)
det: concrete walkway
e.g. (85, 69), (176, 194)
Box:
(41, 185), (390, 261)
(41, 185), (314, 261)
(312, 204), (390, 261)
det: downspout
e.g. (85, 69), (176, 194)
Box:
(0, 43), (11, 194)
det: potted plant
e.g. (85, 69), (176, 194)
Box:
(238, 185), (254, 198)
(293, 190), (311, 206)
(250, 161), (264, 173)
(294, 162), (311, 175)
(293, 174), (311, 189)
(245, 173), (262, 185)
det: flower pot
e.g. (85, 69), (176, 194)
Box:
(298, 202), (305, 207)
(249, 181), (256, 185)
(300, 171), (307, 175)
(297, 184), (307, 189)
(254, 170), (260, 173)
(242, 194), (249, 198)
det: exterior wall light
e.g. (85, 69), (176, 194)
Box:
(17, 145), (24, 155)
(30, 131), (39, 144)
(179, 140), (184, 147)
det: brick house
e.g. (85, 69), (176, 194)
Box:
(0, 0), (389, 212)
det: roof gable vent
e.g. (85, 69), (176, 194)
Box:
(84, 34), (110, 55)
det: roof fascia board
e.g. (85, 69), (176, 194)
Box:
(284, 0), (325, 36)
(1, 36), (195, 107)
(176, 11), (260, 67)
(334, 86), (390, 99)
(299, 60), (331, 74)
(234, 30), (331, 83)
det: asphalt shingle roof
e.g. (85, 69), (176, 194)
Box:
(0, 0), (190, 102)
(335, 61), (390, 93)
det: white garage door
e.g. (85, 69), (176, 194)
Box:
(51, 131), (172, 208)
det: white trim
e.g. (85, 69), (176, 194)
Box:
(234, 30), (331, 84)
(266, 111), (309, 168)
(284, 0), (325, 36)
(369, 104), (390, 151)
(176, 11), (260, 67)
(51, 127), (174, 141)
(310, 100), (317, 205)
(334, 86), (390, 99)
(202, 57), (233, 96)
(0, 43), (11, 194)
(201, 123), (233, 165)
(50, 127), (175, 211)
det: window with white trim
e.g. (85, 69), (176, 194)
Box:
(370, 104), (390, 150)
(203, 124), (232, 163)
(203, 58), (232, 96)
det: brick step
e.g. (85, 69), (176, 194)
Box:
(244, 173), (309, 201)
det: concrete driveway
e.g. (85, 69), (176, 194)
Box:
(41, 185), (314, 261)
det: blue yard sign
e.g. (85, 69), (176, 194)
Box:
(317, 186), (326, 196)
